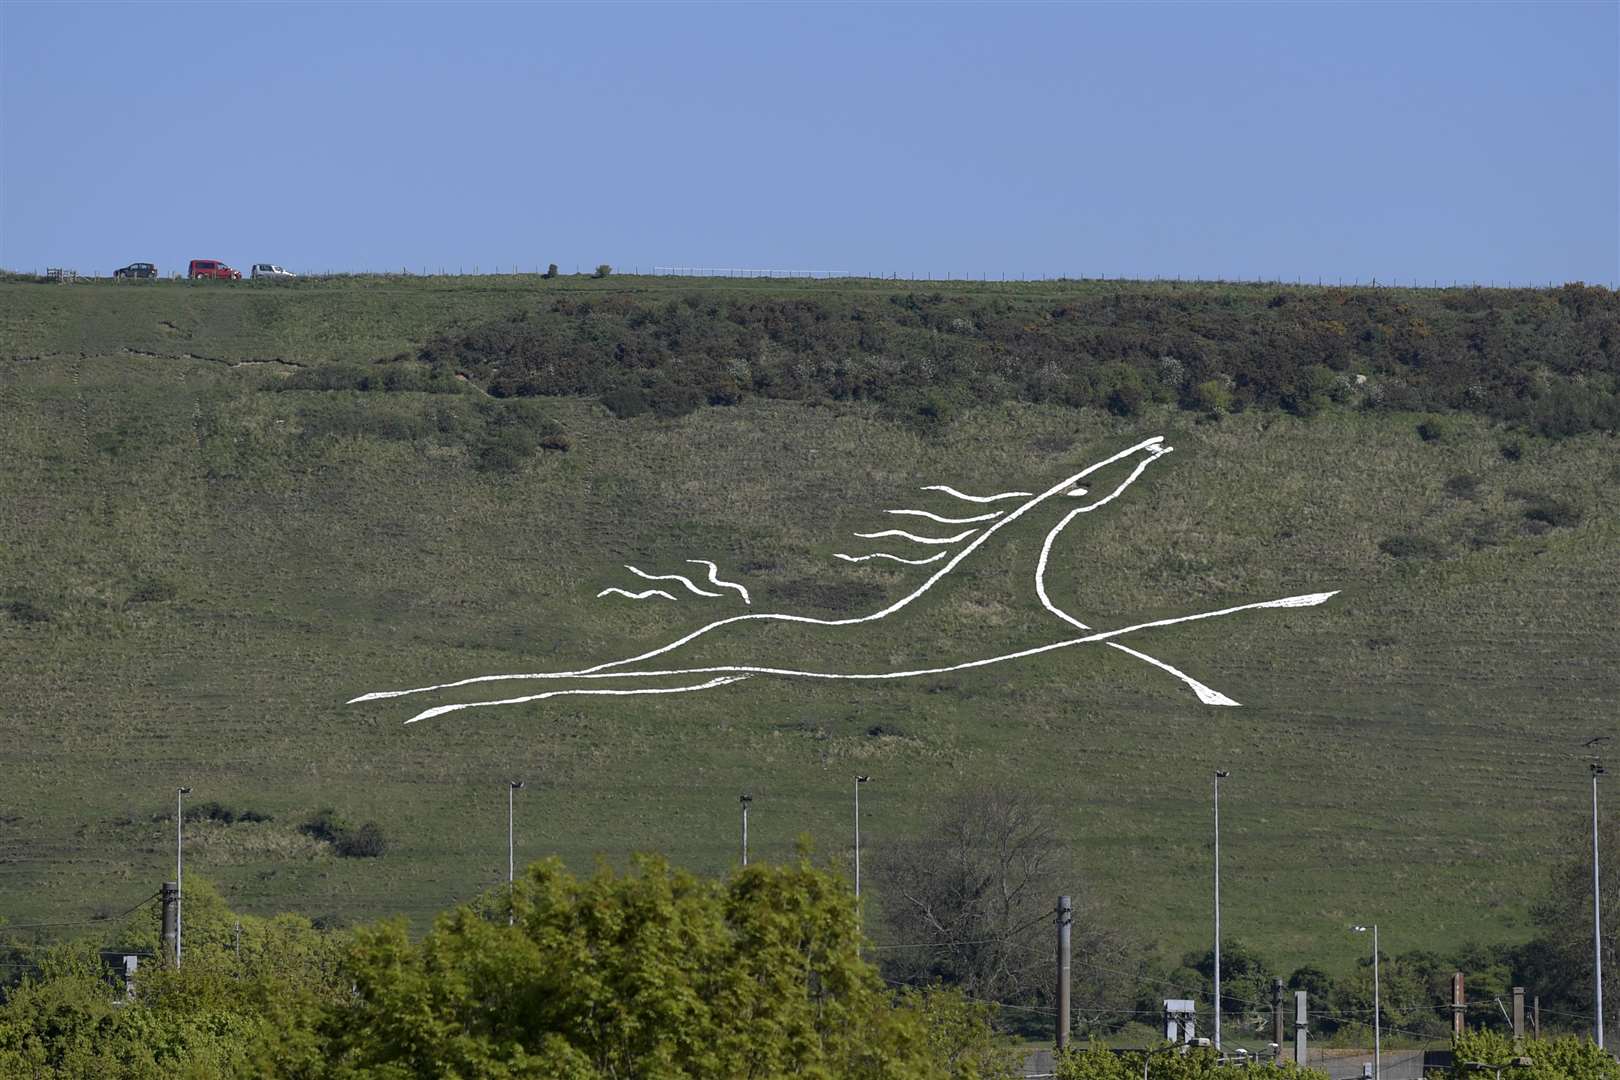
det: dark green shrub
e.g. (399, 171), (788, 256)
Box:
(183, 801), (272, 825)
(1416, 416), (1450, 442)
(1521, 495), (1582, 528)
(2, 598), (50, 623)
(335, 822), (388, 858)
(543, 264), (558, 279)
(1499, 438), (1524, 462)
(300, 809), (388, 857)
(127, 577), (178, 604)
(601, 386), (650, 419)
(593, 264), (613, 278)
(1443, 474), (1479, 499)
(1379, 533), (1446, 559)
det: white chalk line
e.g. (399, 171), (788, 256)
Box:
(388, 592), (1339, 720)
(348, 436), (1172, 704)
(833, 551), (949, 565)
(404, 675), (752, 724)
(853, 528), (978, 545)
(922, 484), (1034, 504)
(686, 560), (750, 605)
(625, 565), (721, 598)
(596, 588), (677, 601)
(1104, 642), (1240, 707)
(885, 508), (1003, 525)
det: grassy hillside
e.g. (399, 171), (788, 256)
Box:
(1, 274), (1617, 982)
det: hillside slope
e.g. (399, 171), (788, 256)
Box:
(1, 275), (1616, 975)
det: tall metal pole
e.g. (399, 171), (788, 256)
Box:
(1214, 769), (1229, 1051)
(1595, 762), (1606, 1048)
(1373, 926), (1386, 1075)
(854, 775), (869, 897)
(740, 794), (751, 866)
(1057, 895), (1073, 1051)
(508, 780), (524, 927)
(175, 787), (190, 967)
(1373, 924), (1381, 1079)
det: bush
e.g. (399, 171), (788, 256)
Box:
(2, 598), (51, 623)
(300, 809), (388, 857)
(1443, 473), (1480, 499)
(1416, 415), (1450, 442)
(593, 264), (613, 278)
(1520, 494), (1583, 528)
(543, 263), (558, 279)
(1379, 533), (1446, 559)
(600, 385), (650, 419)
(183, 801), (272, 825)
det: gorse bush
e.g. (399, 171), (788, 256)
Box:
(413, 281), (1620, 436)
(299, 809), (389, 858)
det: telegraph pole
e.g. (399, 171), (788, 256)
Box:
(1056, 895), (1072, 1052)
(853, 775), (869, 898)
(1594, 759), (1606, 1049)
(174, 786), (190, 965)
(508, 780), (524, 926)
(739, 794), (752, 866)
(161, 881), (178, 965)
(1213, 769), (1229, 1051)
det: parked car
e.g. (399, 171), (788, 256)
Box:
(188, 259), (240, 281)
(114, 262), (158, 280)
(251, 263), (296, 280)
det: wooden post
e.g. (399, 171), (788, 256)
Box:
(1512, 987), (1525, 1041)
(1056, 895), (1072, 1052)
(161, 881), (178, 966)
(1533, 996), (1541, 1039)
(1451, 972), (1466, 1036)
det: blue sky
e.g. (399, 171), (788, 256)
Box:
(2, 1), (1615, 285)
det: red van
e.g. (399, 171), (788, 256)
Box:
(188, 259), (241, 281)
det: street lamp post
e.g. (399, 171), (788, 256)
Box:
(854, 775), (870, 897)
(1352, 924), (1380, 1080)
(1214, 769), (1229, 1052)
(1594, 760), (1606, 1048)
(508, 780), (524, 926)
(740, 794), (752, 866)
(176, 787), (191, 967)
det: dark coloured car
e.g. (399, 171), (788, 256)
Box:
(188, 259), (241, 281)
(114, 262), (158, 279)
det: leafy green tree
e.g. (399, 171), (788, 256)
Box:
(321, 855), (978, 1079)
(1452, 1029), (1620, 1080)
(1055, 1042), (1328, 1079)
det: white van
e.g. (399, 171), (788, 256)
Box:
(251, 264), (296, 280)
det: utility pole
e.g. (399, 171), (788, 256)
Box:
(1512, 987), (1525, 1041)
(739, 794), (752, 866)
(1272, 978), (1285, 1063)
(1213, 769), (1229, 1051)
(161, 881), (179, 965)
(1294, 990), (1308, 1066)
(853, 775), (869, 898)
(1594, 758), (1607, 1049)
(1056, 895), (1072, 1052)
(508, 780), (524, 926)
(174, 786), (190, 965)
(1452, 972), (1466, 1037)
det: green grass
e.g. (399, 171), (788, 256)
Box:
(1, 276), (1616, 983)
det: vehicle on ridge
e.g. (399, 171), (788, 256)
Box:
(114, 262), (158, 280)
(188, 259), (241, 281)
(251, 263), (296, 280)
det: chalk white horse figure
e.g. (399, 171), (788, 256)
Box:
(351, 436), (1336, 723)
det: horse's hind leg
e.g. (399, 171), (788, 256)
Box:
(1105, 642), (1240, 707)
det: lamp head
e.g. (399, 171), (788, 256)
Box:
(178, 787), (192, 796)
(739, 793), (752, 804)
(855, 774), (870, 784)
(1215, 770), (1231, 779)
(1351, 924), (1369, 933)
(510, 779), (525, 790)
